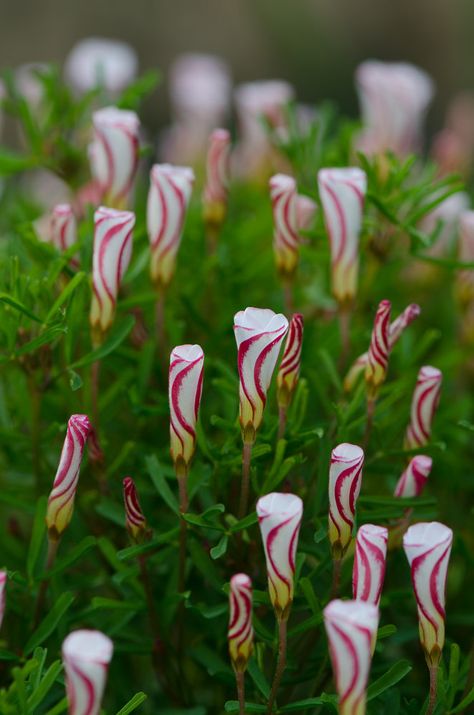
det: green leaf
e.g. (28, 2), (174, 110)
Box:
(247, 657), (270, 698)
(27, 660), (63, 711)
(229, 511), (258, 533)
(14, 324), (67, 357)
(68, 314), (135, 369)
(367, 659), (412, 701)
(279, 695), (338, 712)
(44, 536), (96, 578)
(224, 703), (266, 713)
(0, 149), (37, 176)
(26, 496), (47, 580)
(210, 535), (228, 559)
(448, 685), (474, 714)
(44, 697), (68, 715)
(25, 592), (75, 654)
(115, 692), (147, 715)
(44, 271), (87, 324)
(0, 293), (43, 323)
(146, 454), (179, 515)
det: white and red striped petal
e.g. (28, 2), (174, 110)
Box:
(365, 299), (391, 397)
(91, 107), (140, 207)
(89, 206), (135, 337)
(296, 194), (317, 232)
(318, 168), (367, 305)
(169, 344), (204, 473)
(328, 443), (365, 557)
(352, 524), (388, 606)
(50, 204), (77, 252)
(123, 477), (148, 542)
(234, 307), (289, 442)
(203, 128), (231, 224)
(257, 492), (303, 620)
(394, 455), (433, 498)
(324, 599), (379, 715)
(147, 164), (194, 289)
(277, 313), (304, 407)
(270, 173), (299, 276)
(228, 573), (254, 672)
(46, 415), (91, 540)
(62, 630), (113, 715)
(403, 522), (453, 664)
(404, 366), (442, 450)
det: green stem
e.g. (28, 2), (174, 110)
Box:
(238, 442), (253, 519)
(236, 670), (246, 715)
(426, 664), (438, 715)
(331, 557), (342, 599)
(33, 538), (59, 628)
(267, 618), (288, 714)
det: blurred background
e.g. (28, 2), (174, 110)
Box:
(2, 0), (474, 132)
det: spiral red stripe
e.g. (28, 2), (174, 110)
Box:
(277, 313), (304, 407)
(394, 455), (432, 498)
(203, 128), (231, 207)
(365, 300), (391, 395)
(228, 573), (253, 671)
(62, 630), (113, 715)
(169, 344), (204, 471)
(352, 524), (388, 606)
(122, 477), (148, 541)
(328, 443), (364, 557)
(270, 174), (300, 275)
(50, 203), (77, 252)
(404, 366), (442, 450)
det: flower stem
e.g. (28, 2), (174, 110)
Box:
(155, 292), (166, 349)
(331, 557), (342, 599)
(426, 664), (438, 715)
(33, 537), (59, 628)
(91, 360), (100, 437)
(28, 376), (42, 496)
(177, 473), (189, 595)
(236, 670), (246, 715)
(238, 442), (253, 519)
(277, 406), (287, 441)
(338, 307), (351, 370)
(364, 397), (375, 447)
(267, 618), (288, 714)
(283, 280), (294, 315)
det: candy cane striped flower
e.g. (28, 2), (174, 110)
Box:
(277, 313), (304, 408)
(0, 571), (6, 630)
(257, 492), (303, 620)
(62, 630), (113, 715)
(344, 303), (420, 392)
(65, 38), (138, 96)
(403, 522), (453, 665)
(203, 128), (231, 227)
(394, 455), (433, 498)
(404, 366), (442, 450)
(50, 204), (77, 253)
(147, 164), (194, 290)
(296, 194), (317, 231)
(365, 300), (391, 399)
(324, 599), (379, 715)
(46, 415), (91, 541)
(318, 168), (367, 306)
(234, 308), (289, 444)
(228, 574), (254, 672)
(352, 524), (388, 606)
(89, 207), (135, 342)
(457, 211), (474, 306)
(123, 477), (149, 543)
(328, 443), (365, 559)
(169, 345), (204, 476)
(270, 174), (299, 277)
(90, 107), (140, 208)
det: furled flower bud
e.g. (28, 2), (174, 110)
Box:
(404, 366), (442, 450)
(403, 522), (453, 665)
(46, 415), (91, 541)
(328, 443), (365, 559)
(147, 164), (194, 290)
(89, 207), (135, 342)
(90, 107), (140, 208)
(270, 174), (299, 277)
(344, 303), (420, 392)
(296, 194), (317, 231)
(203, 128), (231, 227)
(256, 492), (303, 620)
(169, 345), (204, 476)
(456, 211), (474, 306)
(122, 477), (149, 543)
(355, 60), (434, 157)
(318, 168), (367, 306)
(64, 38), (138, 96)
(277, 313), (304, 408)
(394, 455), (433, 498)
(50, 204), (77, 253)
(228, 573), (254, 673)
(0, 571), (6, 630)
(62, 630), (113, 715)
(365, 300), (391, 399)
(352, 524), (388, 606)
(234, 307), (289, 444)
(324, 599), (380, 715)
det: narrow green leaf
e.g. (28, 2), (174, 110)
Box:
(44, 536), (96, 578)
(367, 659), (412, 701)
(224, 703), (266, 713)
(27, 661), (63, 711)
(44, 271), (87, 324)
(247, 657), (270, 698)
(0, 293), (43, 323)
(448, 685), (474, 714)
(279, 695), (338, 712)
(27, 496), (47, 580)
(229, 511), (258, 533)
(68, 314), (135, 369)
(115, 692), (147, 715)
(146, 454), (179, 515)
(25, 592), (75, 654)
(44, 697), (68, 715)
(210, 535), (228, 559)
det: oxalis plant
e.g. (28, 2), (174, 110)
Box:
(0, 50), (472, 715)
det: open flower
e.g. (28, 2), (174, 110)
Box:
(324, 599), (379, 715)
(344, 303), (420, 391)
(328, 443), (365, 559)
(46, 415), (91, 541)
(90, 107), (140, 208)
(0, 571), (6, 630)
(365, 300), (391, 400)
(50, 204), (77, 253)
(394, 455), (433, 498)
(89, 207), (135, 342)
(403, 522), (453, 665)
(65, 38), (138, 96)
(203, 128), (231, 227)
(123, 477), (149, 543)
(62, 630), (114, 715)
(169, 345), (204, 476)
(404, 366), (442, 450)
(277, 313), (304, 409)
(147, 164), (194, 290)
(228, 573), (254, 672)
(318, 168), (367, 306)
(234, 307), (288, 444)
(352, 524), (388, 606)
(355, 60), (434, 157)
(257, 492), (303, 620)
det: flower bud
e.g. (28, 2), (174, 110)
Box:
(50, 204), (77, 252)
(46, 415), (91, 541)
(62, 629), (113, 715)
(296, 194), (317, 231)
(257, 492), (303, 620)
(277, 313), (304, 409)
(324, 599), (379, 715)
(328, 443), (365, 559)
(89, 206), (135, 342)
(404, 366), (442, 450)
(123, 477), (149, 543)
(228, 573), (254, 673)
(64, 38), (138, 96)
(270, 174), (299, 277)
(234, 307), (288, 444)
(203, 128), (231, 227)
(147, 164), (194, 290)
(403, 521), (453, 665)
(394, 455), (432, 498)
(169, 345), (204, 476)
(318, 168), (367, 306)
(352, 524), (388, 606)
(365, 300), (391, 400)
